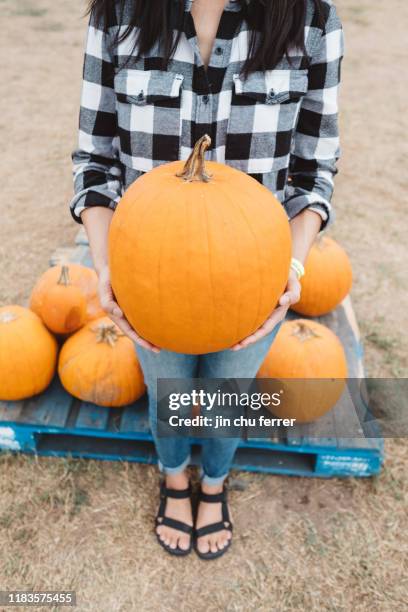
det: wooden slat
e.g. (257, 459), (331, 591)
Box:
(301, 408), (337, 448)
(342, 295), (362, 343)
(76, 403), (110, 430)
(0, 400), (24, 423)
(120, 397), (150, 435)
(79, 249), (94, 269)
(285, 421), (311, 446)
(49, 245), (90, 267)
(18, 377), (74, 428)
(319, 301), (362, 379)
(75, 227), (89, 246)
(354, 379), (383, 438)
(330, 387), (376, 449)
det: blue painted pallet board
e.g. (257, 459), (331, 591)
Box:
(0, 238), (384, 478)
(0, 376), (383, 477)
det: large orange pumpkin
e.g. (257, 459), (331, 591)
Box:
(58, 317), (145, 407)
(109, 135), (292, 353)
(292, 236), (352, 316)
(0, 305), (58, 400)
(30, 263), (105, 331)
(257, 319), (347, 423)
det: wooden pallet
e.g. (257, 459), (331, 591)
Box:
(0, 232), (383, 478)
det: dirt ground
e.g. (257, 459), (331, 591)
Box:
(0, 0), (407, 610)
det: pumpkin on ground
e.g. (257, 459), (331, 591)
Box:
(58, 317), (145, 407)
(291, 236), (352, 316)
(0, 305), (58, 400)
(30, 263), (105, 333)
(109, 135), (292, 354)
(257, 319), (347, 423)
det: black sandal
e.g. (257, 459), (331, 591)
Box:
(155, 481), (193, 557)
(194, 487), (233, 560)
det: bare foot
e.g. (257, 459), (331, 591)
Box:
(156, 471), (193, 552)
(195, 483), (232, 555)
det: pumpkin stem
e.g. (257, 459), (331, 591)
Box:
(93, 322), (124, 347)
(292, 321), (321, 342)
(176, 134), (212, 183)
(58, 265), (71, 286)
(0, 311), (18, 324)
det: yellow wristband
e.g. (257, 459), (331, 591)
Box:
(290, 257), (305, 280)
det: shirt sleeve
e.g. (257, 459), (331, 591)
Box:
(69, 11), (122, 224)
(283, 3), (344, 230)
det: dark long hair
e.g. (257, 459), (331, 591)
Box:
(88, 0), (326, 74)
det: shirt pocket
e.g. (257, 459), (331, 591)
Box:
(114, 69), (184, 172)
(225, 69), (308, 174)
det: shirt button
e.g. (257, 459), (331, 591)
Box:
(215, 46), (223, 56)
(202, 94), (209, 104)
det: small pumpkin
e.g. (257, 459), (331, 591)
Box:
(0, 305), (58, 400)
(30, 264), (105, 332)
(292, 236), (352, 316)
(109, 134), (292, 354)
(257, 319), (347, 423)
(58, 317), (145, 407)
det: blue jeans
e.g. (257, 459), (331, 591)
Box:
(135, 323), (281, 486)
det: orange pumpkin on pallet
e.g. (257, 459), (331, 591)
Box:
(292, 236), (352, 316)
(109, 135), (292, 353)
(30, 263), (105, 333)
(58, 317), (145, 407)
(0, 305), (58, 400)
(257, 319), (347, 423)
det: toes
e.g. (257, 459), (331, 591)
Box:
(178, 534), (190, 551)
(156, 526), (165, 541)
(209, 536), (218, 554)
(168, 536), (177, 550)
(196, 531), (232, 555)
(217, 536), (226, 550)
(197, 537), (210, 554)
(157, 526), (171, 546)
(215, 532), (230, 551)
(158, 526), (191, 551)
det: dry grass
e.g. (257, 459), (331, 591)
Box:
(0, 445), (407, 611)
(0, 0), (407, 610)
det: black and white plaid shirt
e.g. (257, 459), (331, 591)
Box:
(71, 0), (344, 229)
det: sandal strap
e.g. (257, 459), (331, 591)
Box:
(195, 520), (233, 538)
(221, 499), (230, 524)
(156, 516), (193, 534)
(157, 482), (193, 536)
(198, 490), (226, 504)
(160, 482), (192, 499)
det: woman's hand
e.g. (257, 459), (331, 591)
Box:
(98, 265), (161, 354)
(80, 207), (160, 354)
(229, 269), (301, 351)
(230, 209), (322, 351)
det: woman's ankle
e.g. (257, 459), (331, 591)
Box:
(165, 470), (189, 490)
(201, 481), (224, 495)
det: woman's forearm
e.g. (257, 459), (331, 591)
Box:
(80, 207), (114, 275)
(289, 209), (322, 265)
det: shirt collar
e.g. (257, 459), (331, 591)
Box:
(183, 0), (243, 13)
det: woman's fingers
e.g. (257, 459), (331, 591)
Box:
(98, 276), (123, 317)
(100, 294), (123, 318)
(109, 313), (161, 353)
(279, 274), (301, 307)
(279, 289), (299, 307)
(230, 305), (288, 351)
(97, 265), (160, 353)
